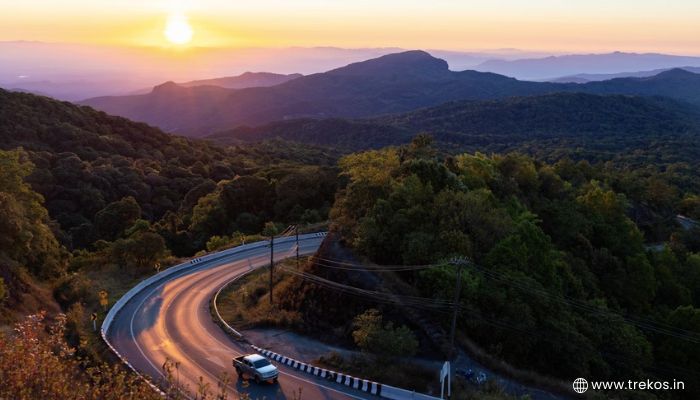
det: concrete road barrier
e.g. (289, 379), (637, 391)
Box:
(251, 345), (440, 400)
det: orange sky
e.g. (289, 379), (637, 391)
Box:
(2, 0), (700, 54)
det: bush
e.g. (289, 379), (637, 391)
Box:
(53, 274), (97, 308)
(352, 309), (418, 359)
(0, 313), (161, 400)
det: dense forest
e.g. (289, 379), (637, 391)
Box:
(0, 89), (338, 254)
(328, 136), (700, 399)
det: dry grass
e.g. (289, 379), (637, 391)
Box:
(215, 258), (303, 330)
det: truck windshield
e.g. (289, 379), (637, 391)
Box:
(253, 359), (271, 368)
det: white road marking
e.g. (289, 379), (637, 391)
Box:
(206, 355), (225, 368)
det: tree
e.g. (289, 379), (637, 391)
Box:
(0, 149), (66, 278)
(262, 221), (279, 237)
(127, 231), (168, 271)
(206, 235), (231, 252)
(352, 309), (418, 359)
(190, 192), (228, 237)
(94, 196), (141, 241)
(0, 313), (163, 400)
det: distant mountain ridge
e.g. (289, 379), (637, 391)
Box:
(81, 51), (700, 137)
(474, 51), (700, 80)
(550, 66), (700, 83)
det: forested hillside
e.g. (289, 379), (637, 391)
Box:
(0, 87), (338, 330)
(329, 136), (700, 398)
(213, 92), (700, 148)
(0, 88), (343, 396)
(0, 89), (337, 255)
(212, 93), (700, 195)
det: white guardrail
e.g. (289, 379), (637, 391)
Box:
(100, 233), (324, 395)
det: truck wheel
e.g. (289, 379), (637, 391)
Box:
(235, 367), (241, 376)
(273, 377), (278, 384)
(255, 375), (261, 384)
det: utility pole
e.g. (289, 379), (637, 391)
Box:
(449, 257), (467, 358)
(269, 234), (274, 305)
(295, 225), (300, 270)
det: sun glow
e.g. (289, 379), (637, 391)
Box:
(164, 14), (193, 45)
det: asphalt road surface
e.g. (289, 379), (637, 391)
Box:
(107, 234), (370, 400)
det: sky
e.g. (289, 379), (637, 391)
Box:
(2, 0), (700, 54)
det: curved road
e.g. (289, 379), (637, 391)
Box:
(107, 234), (369, 399)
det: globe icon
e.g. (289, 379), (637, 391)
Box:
(573, 378), (588, 394)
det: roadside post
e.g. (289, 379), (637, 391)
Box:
(440, 361), (451, 399)
(269, 234), (274, 305)
(296, 225), (300, 269)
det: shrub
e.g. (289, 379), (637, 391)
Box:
(352, 309), (418, 359)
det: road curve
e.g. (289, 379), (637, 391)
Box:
(107, 233), (369, 400)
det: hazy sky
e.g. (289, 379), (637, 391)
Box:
(2, 0), (700, 54)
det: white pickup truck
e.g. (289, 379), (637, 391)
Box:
(233, 354), (279, 384)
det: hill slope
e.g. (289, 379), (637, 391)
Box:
(210, 92), (700, 152)
(180, 72), (303, 89)
(0, 89), (337, 251)
(581, 68), (700, 105)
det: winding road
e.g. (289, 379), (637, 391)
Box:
(106, 233), (369, 399)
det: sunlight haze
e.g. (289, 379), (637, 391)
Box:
(2, 0), (699, 53)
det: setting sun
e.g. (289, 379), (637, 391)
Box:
(164, 13), (193, 45)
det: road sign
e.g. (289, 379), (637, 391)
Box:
(91, 312), (98, 331)
(98, 290), (109, 310)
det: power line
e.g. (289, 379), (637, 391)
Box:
(279, 263), (700, 379)
(301, 255), (700, 343)
(310, 258), (441, 272)
(279, 266), (456, 312)
(311, 255), (442, 270)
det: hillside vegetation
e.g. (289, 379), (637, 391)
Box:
(212, 92), (700, 149)
(212, 92), (700, 197)
(0, 89), (341, 397)
(327, 136), (700, 399)
(0, 89), (337, 255)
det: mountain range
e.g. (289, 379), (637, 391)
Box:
(549, 66), (700, 83)
(81, 51), (565, 136)
(81, 50), (700, 137)
(474, 52), (700, 80)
